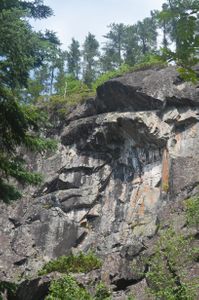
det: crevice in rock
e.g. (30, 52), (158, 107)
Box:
(166, 96), (199, 108)
(74, 231), (88, 247)
(59, 166), (95, 175)
(62, 203), (93, 214)
(25, 214), (41, 224)
(14, 258), (27, 266)
(194, 233), (199, 240)
(60, 194), (82, 203)
(112, 277), (144, 291)
(40, 179), (79, 195)
(9, 218), (22, 228)
(180, 181), (199, 195)
(99, 171), (112, 192)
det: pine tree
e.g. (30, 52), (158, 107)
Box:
(24, 30), (63, 100)
(103, 23), (126, 68)
(152, 4), (172, 49)
(123, 25), (141, 66)
(82, 33), (100, 87)
(0, 0), (52, 19)
(0, 1), (56, 203)
(136, 16), (158, 56)
(66, 38), (81, 79)
(100, 47), (118, 72)
(156, 0), (199, 79)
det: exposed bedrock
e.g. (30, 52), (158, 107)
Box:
(0, 66), (199, 298)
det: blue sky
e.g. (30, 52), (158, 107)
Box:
(32, 0), (165, 49)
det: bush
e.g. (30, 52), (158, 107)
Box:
(45, 275), (92, 300)
(37, 76), (95, 117)
(0, 282), (17, 300)
(92, 64), (131, 90)
(39, 251), (102, 276)
(94, 282), (111, 300)
(185, 195), (199, 228)
(146, 227), (197, 299)
(92, 56), (167, 91)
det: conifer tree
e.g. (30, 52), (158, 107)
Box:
(136, 17), (158, 56)
(66, 38), (81, 79)
(82, 33), (100, 87)
(123, 25), (141, 66)
(158, 0), (199, 68)
(155, 0), (199, 80)
(103, 23), (126, 67)
(0, 1), (55, 202)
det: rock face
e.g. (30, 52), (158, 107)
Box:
(0, 66), (199, 298)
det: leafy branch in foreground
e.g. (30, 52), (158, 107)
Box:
(156, 0), (199, 82)
(0, 1), (56, 203)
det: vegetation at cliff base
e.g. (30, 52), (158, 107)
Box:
(0, 282), (17, 300)
(185, 195), (199, 228)
(45, 276), (111, 300)
(39, 251), (102, 276)
(146, 227), (198, 299)
(145, 195), (199, 299)
(45, 275), (92, 300)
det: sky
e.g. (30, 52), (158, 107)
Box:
(32, 0), (165, 49)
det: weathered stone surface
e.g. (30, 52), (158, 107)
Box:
(0, 66), (199, 299)
(15, 272), (61, 300)
(96, 66), (199, 113)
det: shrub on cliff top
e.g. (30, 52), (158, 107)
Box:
(92, 55), (167, 90)
(39, 251), (102, 276)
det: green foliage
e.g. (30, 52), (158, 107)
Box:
(82, 33), (100, 87)
(185, 195), (199, 228)
(58, 75), (91, 99)
(24, 135), (57, 153)
(92, 64), (131, 90)
(94, 282), (111, 300)
(0, 180), (21, 204)
(0, 281), (17, 300)
(103, 23), (127, 67)
(93, 56), (167, 90)
(123, 25), (140, 66)
(156, 0), (199, 76)
(45, 275), (92, 300)
(66, 38), (81, 79)
(0, 1), (56, 203)
(0, 155), (42, 184)
(39, 76), (95, 116)
(162, 182), (169, 193)
(146, 227), (198, 299)
(127, 295), (136, 300)
(45, 276), (113, 300)
(177, 67), (198, 83)
(0, 0), (53, 19)
(136, 16), (158, 55)
(39, 251), (102, 276)
(132, 54), (167, 70)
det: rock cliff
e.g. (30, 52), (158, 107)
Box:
(0, 65), (199, 299)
